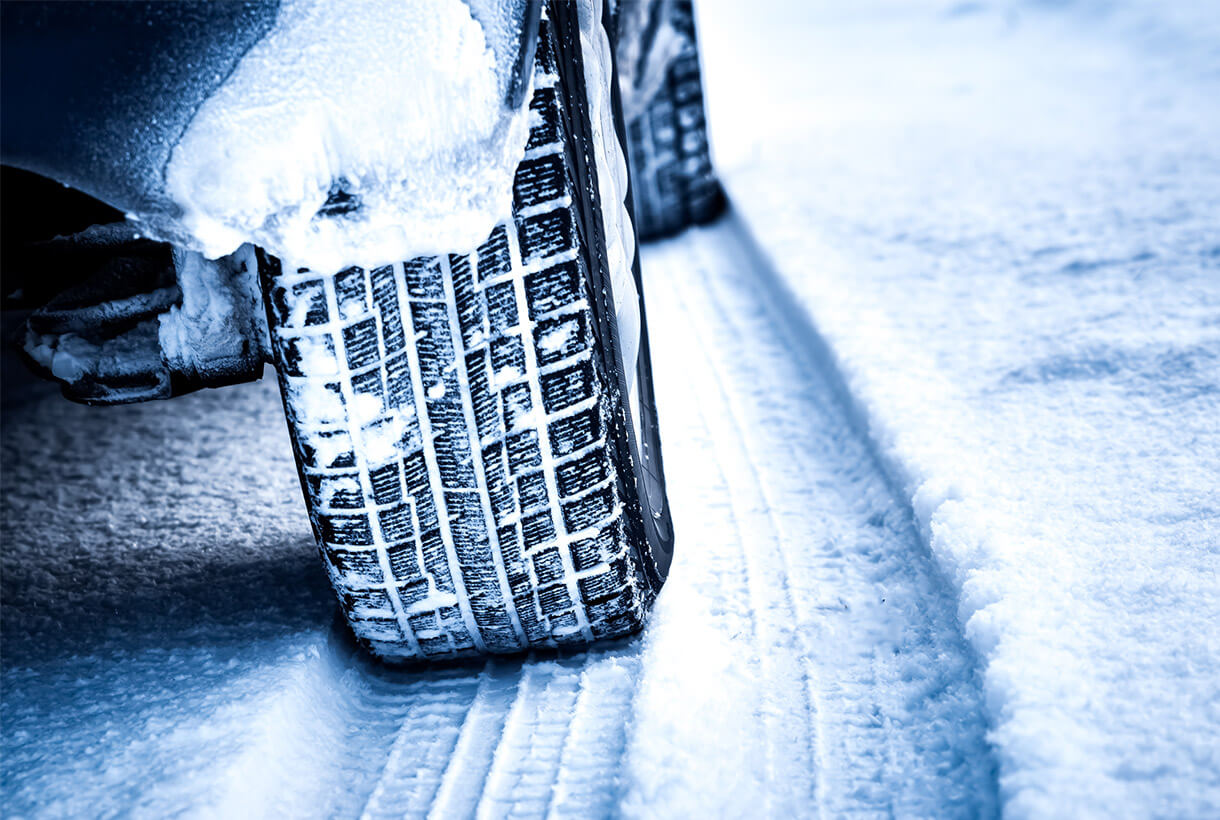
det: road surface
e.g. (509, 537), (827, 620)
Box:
(1, 219), (997, 817)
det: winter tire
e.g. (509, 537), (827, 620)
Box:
(618, 0), (724, 240)
(259, 2), (673, 662)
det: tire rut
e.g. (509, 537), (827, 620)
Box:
(623, 219), (998, 818)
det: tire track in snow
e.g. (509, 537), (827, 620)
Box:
(667, 265), (821, 816)
(622, 219), (998, 818)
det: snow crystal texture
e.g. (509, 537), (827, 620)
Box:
(166, 0), (531, 273)
(697, 0), (1220, 815)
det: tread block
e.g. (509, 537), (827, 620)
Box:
(410, 303), (453, 387)
(534, 313), (587, 366)
(521, 510), (556, 550)
(515, 597), (549, 643)
(514, 153), (566, 209)
(383, 353), (414, 410)
(343, 587), (394, 619)
(403, 454), (439, 532)
(350, 369), (384, 404)
(352, 618), (402, 642)
(446, 492), (491, 563)
(517, 209), (573, 266)
(549, 406), (600, 457)
(405, 257), (444, 300)
(309, 472), (364, 510)
(591, 612), (641, 640)
(408, 611), (439, 635)
(540, 359), (594, 414)
(485, 282), (519, 332)
(419, 528), (449, 584)
(531, 547), (565, 584)
(477, 225), (510, 283)
(502, 383), (534, 432)
(516, 470), (549, 513)
(526, 86), (560, 150)
(342, 317), (381, 371)
(328, 547), (383, 581)
(396, 578), (433, 610)
(320, 512), (373, 546)
(483, 444), (515, 520)
(506, 429), (542, 473)
(490, 335), (526, 379)
(556, 447), (607, 498)
(499, 524), (524, 567)
(467, 358), (500, 442)
(562, 483), (615, 532)
(378, 504), (415, 543)
(431, 403), (477, 488)
(368, 462), (403, 506)
(418, 636), (452, 655)
(570, 519), (619, 572)
(584, 588), (637, 623)
(450, 256), (486, 346)
(525, 260), (581, 319)
(371, 266), (406, 353)
(450, 632), (477, 651)
(578, 560), (631, 603)
(538, 583), (572, 612)
(386, 543), (421, 579)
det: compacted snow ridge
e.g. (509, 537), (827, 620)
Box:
(697, 0), (1220, 815)
(2, 220), (994, 816)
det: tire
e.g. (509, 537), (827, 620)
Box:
(620, 0), (724, 240)
(259, 2), (673, 663)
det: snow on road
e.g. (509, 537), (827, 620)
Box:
(2, 221), (995, 817)
(696, 0), (1220, 815)
(626, 222), (995, 817)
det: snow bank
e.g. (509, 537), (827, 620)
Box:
(165, 0), (531, 274)
(698, 0), (1220, 815)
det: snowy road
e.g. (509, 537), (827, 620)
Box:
(696, 1), (1220, 814)
(2, 219), (996, 817)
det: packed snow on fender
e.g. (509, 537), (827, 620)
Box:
(165, 0), (532, 274)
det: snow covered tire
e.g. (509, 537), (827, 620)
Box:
(621, 0), (724, 240)
(259, 4), (672, 663)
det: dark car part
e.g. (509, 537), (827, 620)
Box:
(259, 0), (672, 662)
(16, 223), (267, 405)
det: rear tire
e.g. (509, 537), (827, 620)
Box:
(621, 0), (724, 240)
(260, 3), (671, 662)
